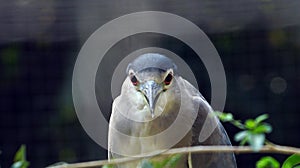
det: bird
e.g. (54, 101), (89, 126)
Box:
(108, 53), (237, 168)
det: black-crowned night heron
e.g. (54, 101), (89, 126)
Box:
(108, 53), (237, 168)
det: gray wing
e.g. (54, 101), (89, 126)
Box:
(179, 77), (237, 168)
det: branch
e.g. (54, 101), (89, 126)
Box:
(48, 144), (300, 168)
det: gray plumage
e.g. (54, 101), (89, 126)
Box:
(108, 53), (237, 168)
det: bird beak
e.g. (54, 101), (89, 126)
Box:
(140, 81), (162, 118)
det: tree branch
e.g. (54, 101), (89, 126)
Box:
(48, 144), (300, 168)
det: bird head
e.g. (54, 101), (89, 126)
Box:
(126, 53), (177, 118)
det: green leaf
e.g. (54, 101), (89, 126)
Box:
(249, 134), (265, 151)
(256, 156), (280, 168)
(232, 120), (245, 129)
(166, 154), (182, 168)
(140, 160), (153, 168)
(245, 119), (257, 129)
(151, 160), (165, 168)
(103, 164), (114, 168)
(11, 161), (22, 168)
(234, 131), (249, 142)
(11, 145), (29, 168)
(240, 136), (249, 146)
(14, 145), (26, 162)
(11, 161), (29, 168)
(215, 111), (233, 122)
(255, 114), (269, 124)
(282, 154), (300, 168)
(150, 157), (169, 168)
(253, 124), (272, 134)
(150, 154), (182, 168)
(221, 113), (234, 122)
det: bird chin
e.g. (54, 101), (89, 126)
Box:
(150, 110), (155, 118)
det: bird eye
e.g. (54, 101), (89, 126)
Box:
(164, 73), (173, 85)
(130, 75), (139, 86)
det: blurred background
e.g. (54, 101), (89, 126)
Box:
(1, 1), (300, 167)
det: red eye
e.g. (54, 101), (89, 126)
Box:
(164, 73), (173, 85)
(130, 75), (139, 86)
